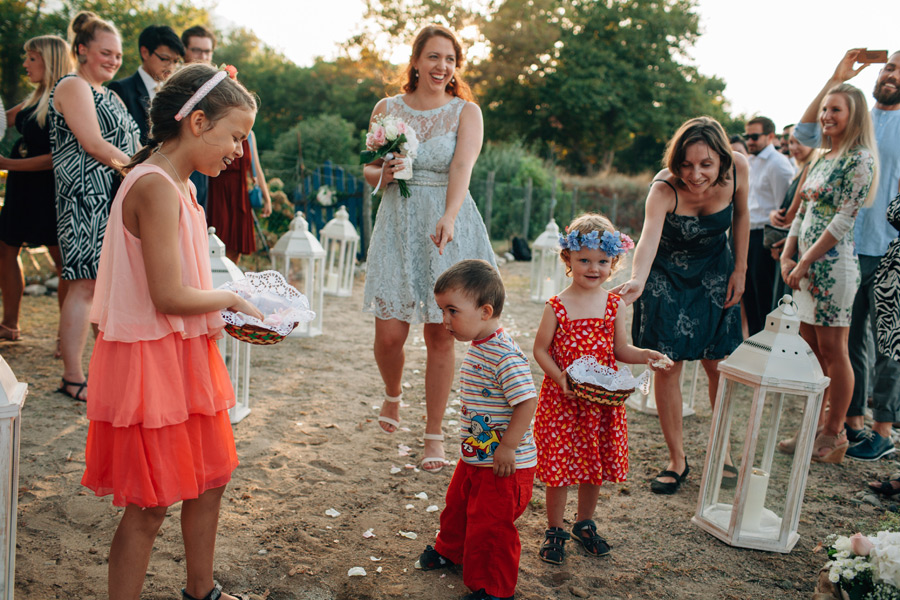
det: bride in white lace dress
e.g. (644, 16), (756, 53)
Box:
(363, 25), (495, 472)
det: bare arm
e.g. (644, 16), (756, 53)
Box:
(53, 76), (131, 168)
(4, 102), (23, 127)
(800, 49), (868, 125)
(431, 102), (483, 254)
(0, 154), (53, 171)
(363, 99), (404, 188)
(609, 174), (674, 304)
(125, 174), (262, 318)
(249, 131), (272, 217)
(532, 302), (572, 397)
(493, 396), (537, 478)
(725, 153), (750, 309)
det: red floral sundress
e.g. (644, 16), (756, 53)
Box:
(534, 293), (628, 487)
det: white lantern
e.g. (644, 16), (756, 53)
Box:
(319, 205), (360, 297)
(530, 220), (566, 302)
(271, 212), (325, 336)
(208, 227), (251, 424)
(692, 296), (830, 553)
(0, 355), (25, 600)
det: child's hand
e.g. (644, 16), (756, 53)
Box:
(647, 351), (673, 371)
(493, 444), (517, 478)
(557, 374), (576, 399)
(227, 293), (264, 321)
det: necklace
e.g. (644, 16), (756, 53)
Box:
(156, 150), (200, 211)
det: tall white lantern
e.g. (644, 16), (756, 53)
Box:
(271, 212), (325, 337)
(0, 355), (26, 600)
(208, 227), (251, 424)
(530, 220), (566, 302)
(692, 296), (830, 553)
(319, 205), (360, 297)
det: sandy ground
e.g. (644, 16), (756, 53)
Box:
(1, 259), (895, 599)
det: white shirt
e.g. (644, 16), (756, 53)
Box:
(747, 143), (794, 230)
(137, 65), (158, 101)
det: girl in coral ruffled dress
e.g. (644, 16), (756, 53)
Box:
(532, 213), (671, 566)
(81, 63), (261, 600)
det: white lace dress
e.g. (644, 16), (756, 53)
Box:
(363, 95), (496, 324)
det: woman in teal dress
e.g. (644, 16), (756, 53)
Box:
(613, 117), (749, 494)
(781, 83), (877, 464)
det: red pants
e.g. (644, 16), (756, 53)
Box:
(434, 461), (535, 598)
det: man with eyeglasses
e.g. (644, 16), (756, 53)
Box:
(182, 25), (216, 65)
(742, 116), (794, 336)
(180, 25), (217, 211)
(109, 25), (185, 145)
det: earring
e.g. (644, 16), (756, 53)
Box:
(451, 77), (455, 83)
(413, 69), (418, 78)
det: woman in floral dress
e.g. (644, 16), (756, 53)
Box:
(781, 83), (877, 463)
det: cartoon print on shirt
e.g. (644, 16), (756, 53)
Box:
(460, 412), (502, 460)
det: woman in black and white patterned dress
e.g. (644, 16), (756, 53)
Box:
(49, 12), (139, 401)
(875, 189), (900, 363)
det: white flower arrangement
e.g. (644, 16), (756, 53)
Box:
(316, 185), (335, 207)
(823, 532), (900, 599)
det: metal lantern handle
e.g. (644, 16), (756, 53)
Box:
(777, 294), (798, 316)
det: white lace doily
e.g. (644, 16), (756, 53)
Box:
(219, 270), (316, 336)
(566, 356), (651, 395)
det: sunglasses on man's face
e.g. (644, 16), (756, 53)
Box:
(743, 133), (766, 141)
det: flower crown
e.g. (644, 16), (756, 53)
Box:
(558, 229), (635, 257)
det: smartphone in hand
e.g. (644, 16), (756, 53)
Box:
(860, 50), (889, 64)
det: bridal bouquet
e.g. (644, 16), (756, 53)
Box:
(360, 115), (419, 198)
(816, 531), (900, 600)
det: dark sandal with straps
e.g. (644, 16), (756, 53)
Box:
(182, 582), (249, 600)
(868, 478), (900, 498)
(415, 544), (454, 571)
(539, 527), (570, 564)
(650, 459), (690, 495)
(56, 378), (87, 402)
(571, 519), (611, 557)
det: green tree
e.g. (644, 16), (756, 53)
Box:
(477, 0), (732, 174)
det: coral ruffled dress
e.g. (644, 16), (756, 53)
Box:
(82, 164), (238, 508)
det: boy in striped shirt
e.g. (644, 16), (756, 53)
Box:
(416, 259), (537, 600)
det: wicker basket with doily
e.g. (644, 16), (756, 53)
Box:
(219, 271), (315, 345)
(566, 373), (632, 406)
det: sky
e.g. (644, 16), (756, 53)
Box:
(210, 0), (897, 131)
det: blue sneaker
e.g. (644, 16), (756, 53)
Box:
(846, 430), (896, 461)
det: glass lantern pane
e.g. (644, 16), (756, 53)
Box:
(699, 379), (812, 544)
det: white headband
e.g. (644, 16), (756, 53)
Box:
(174, 71), (228, 122)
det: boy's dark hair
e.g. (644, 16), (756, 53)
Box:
(747, 116), (776, 135)
(434, 259), (505, 317)
(121, 63), (257, 173)
(139, 24), (185, 57)
(181, 25), (216, 49)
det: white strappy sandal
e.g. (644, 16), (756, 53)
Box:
(422, 433), (449, 473)
(378, 393), (402, 433)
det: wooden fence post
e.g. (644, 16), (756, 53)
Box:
(549, 172), (556, 222)
(571, 187), (579, 223)
(522, 178), (533, 238)
(484, 171), (495, 239)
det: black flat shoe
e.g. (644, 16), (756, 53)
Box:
(868, 478), (900, 498)
(650, 459), (690, 495)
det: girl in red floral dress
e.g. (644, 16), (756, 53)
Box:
(533, 213), (671, 565)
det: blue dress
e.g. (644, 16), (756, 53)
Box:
(632, 174), (742, 361)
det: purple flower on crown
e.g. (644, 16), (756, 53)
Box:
(599, 230), (634, 257)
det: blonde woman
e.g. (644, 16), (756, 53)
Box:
(0, 35), (72, 342)
(49, 12), (140, 401)
(780, 83), (878, 463)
